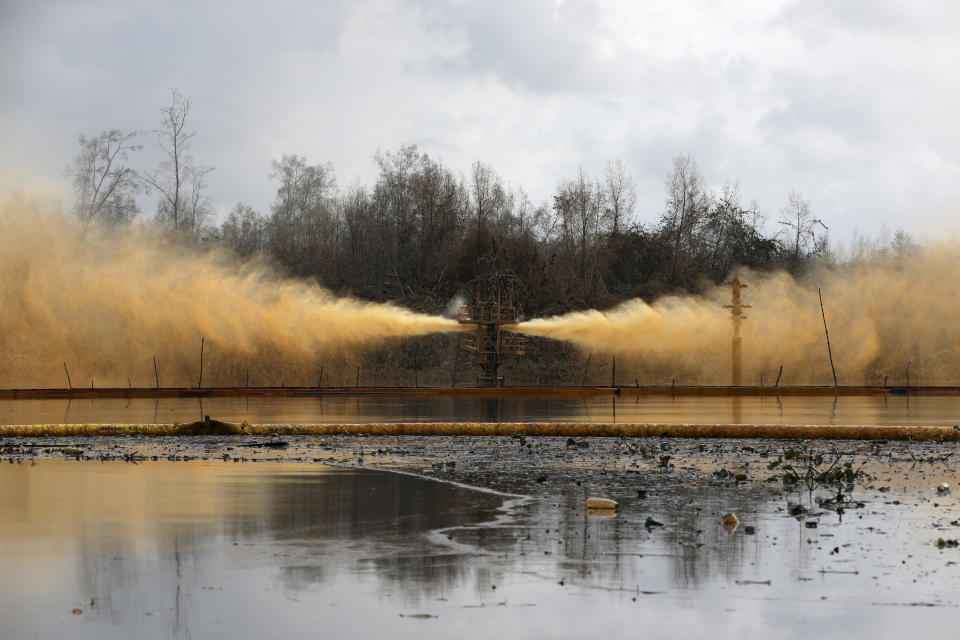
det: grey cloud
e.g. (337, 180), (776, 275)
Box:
(1, 0), (958, 242)
(412, 0), (621, 93)
(776, 0), (960, 38)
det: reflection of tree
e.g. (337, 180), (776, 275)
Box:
(362, 553), (480, 605)
(505, 480), (799, 592)
(555, 486), (629, 589)
(660, 485), (751, 588)
(54, 463), (505, 621)
(74, 525), (198, 637)
(9, 453), (871, 636)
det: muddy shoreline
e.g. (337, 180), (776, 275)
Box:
(3, 433), (957, 531)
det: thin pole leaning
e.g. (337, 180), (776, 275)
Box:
(153, 356), (160, 390)
(818, 288), (839, 388)
(197, 337), (205, 389)
(581, 352), (592, 386)
(452, 335), (460, 388)
(63, 362), (73, 390)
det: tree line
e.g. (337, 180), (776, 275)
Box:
(67, 90), (925, 385)
(68, 90), (852, 323)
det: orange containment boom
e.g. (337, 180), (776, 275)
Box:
(2, 421), (959, 441)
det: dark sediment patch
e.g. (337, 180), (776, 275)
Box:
(175, 418), (248, 435)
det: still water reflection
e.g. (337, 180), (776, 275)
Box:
(3, 393), (960, 426)
(1, 459), (957, 639)
(0, 460), (503, 639)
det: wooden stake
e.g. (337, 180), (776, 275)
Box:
(197, 337), (205, 389)
(611, 355), (617, 388)
(581, 352), (592, 386)
(318, 366), (324, 387)
(153, 356), (159, 390)
(356, 366), (361, 387)
(63, 362), (73, 390)
(452, 335), (460, 388)
(818, 288), (839, 388)
(775, 365), (783, 387)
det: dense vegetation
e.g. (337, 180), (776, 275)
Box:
(64, 91), (912, 385)
(70, 92), (838, 313)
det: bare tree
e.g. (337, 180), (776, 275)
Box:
(471, 160), (498, 251)
(268, 153), (337, 272)
(603, 159), (636, 235)
(554, 168), (602, 284)
(512, 186), (542, 236)
(271, 154), (336, 216)
(663, 154), (709, 283)
(221, 203), (266, 256)
(66, 130), (141, 227)
(374, 144), (421, 273)
(778, 190), (826, 259)
(142, 89), (214, 235)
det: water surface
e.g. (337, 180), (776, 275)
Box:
(3, 393), (960, 426)
(1, 458), (957, 639)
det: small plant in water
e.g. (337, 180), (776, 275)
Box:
(767, 445), (867, 499)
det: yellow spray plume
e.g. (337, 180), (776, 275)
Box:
(515, 244), (960, 386)
(0, 196), (460, 388)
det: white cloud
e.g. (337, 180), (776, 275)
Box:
(1, 0), (958, 238)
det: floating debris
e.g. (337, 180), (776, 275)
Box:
(237, 441), (289, 449)
(585, 497), (619, 511)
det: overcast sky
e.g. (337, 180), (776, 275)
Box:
(2, 0), (959, 240)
